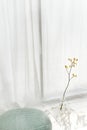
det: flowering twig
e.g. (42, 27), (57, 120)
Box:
(60, 58), (78, 110)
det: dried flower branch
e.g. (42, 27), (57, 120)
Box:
(60, 58), (78, 110)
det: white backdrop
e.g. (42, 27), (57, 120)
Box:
(0, 0), (87, 107)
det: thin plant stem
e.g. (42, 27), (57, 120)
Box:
(60, 65), (72, 110)
(59, 58), (78, 110)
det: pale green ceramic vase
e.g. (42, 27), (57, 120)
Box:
(0, 108), (52, 130)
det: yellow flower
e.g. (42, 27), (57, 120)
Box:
(73, 58), (78, 62)
(68, 58), (72, 62)
(72, 73), (77, 77)
(72, 61), (77, 66)
(73, 58), (76, 61)
(65, 65), (68, 69)
(76, 58), (78, 61)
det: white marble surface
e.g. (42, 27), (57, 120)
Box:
(38, 96), (87, 130)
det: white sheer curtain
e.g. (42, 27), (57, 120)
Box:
(0, 0), (87, 107)
(42, 0), (87, 100)
(0, 0), (42, 107)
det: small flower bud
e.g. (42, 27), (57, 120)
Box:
(72, 73), (77, 77)
(65, 65), (68, 69)
(68, 58), (72, 62)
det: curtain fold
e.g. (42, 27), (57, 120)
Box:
(0, 0), (42, 107)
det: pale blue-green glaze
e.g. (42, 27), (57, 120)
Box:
(0, 108), (52, 130)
